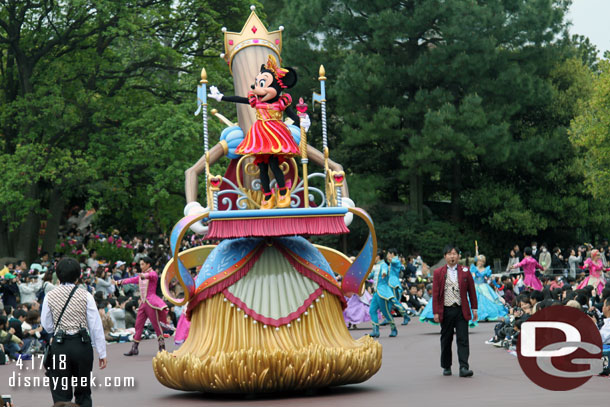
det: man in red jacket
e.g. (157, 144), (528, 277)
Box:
(433, 245), (478, 377)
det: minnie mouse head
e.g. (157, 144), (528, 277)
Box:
(251, 55), (297, 103)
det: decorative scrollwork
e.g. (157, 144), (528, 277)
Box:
(292, 173), (327, 208)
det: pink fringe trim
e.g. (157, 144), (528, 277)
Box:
(206, 216), (349, 239)
(222, 287), (324, 327)
(185, 246), (264, 320)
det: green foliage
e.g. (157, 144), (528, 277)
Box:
(269, 0), (610, 260)
(0, 0), (255, 259)
(570, 60), (610, 200)
(87, 240), (134, 265)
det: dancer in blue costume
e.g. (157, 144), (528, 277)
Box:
(380, 248), (411, 326)
(470, 255), (507, 321)
(369, 250), (410, 338)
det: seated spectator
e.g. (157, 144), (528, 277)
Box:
(402, 285), (425, 315)
(503, 282), (516, 307)
(0, 315), (23, 360)
(416, 286), (428, 306)
(97, 301), (114, 342)
(21, 310), (43, 354)
(565, 300), (582, 310)
(549, 275), (564, 290)
(107, 297), (127, 330)
(600, 297), (610, 345)
(124, 299), (138, 329)
(423, 284), (432, 302)
(530, 290), (544, 312)
(9, 310), (26, 341)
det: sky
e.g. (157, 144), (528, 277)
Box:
(567, 0), (610, 56)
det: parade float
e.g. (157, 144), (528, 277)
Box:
(152, 6), (381, 393)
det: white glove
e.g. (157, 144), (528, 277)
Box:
(208, 86), (224, 102)
(184, 201), (209, 235)
(341, 197), (355, 227)
(300, 114), (311, 133)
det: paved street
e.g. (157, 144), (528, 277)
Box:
(1, 320), (608, 407)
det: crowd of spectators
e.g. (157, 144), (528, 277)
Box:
(0, 225), (209, 365)
(506, 240), (610, 278)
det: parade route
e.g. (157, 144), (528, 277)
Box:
(1, 320), (607, 407)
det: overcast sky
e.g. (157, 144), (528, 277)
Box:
(567, 0), (610, 56)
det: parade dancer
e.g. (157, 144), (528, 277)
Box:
(577, 249), (608, 296)
(381, 248), (411, 325)
(117, 256), (168, 356)
(511, 247), (543, 291)
(369, 250), (410, 338)
(470, 254), (507, 321)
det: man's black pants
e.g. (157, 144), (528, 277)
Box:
(48, 335), (94, 407)
(440, 305), (470, 370)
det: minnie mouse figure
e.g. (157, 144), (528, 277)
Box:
(209, 55), (305, 209)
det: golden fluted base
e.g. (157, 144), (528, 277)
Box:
(153, 291), (382, 393)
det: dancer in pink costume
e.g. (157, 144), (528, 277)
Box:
(117, 256), (168, 356)
(511, 247), (543, 291)
(174, 308), (190, 345)
(577, 249), (608, 296)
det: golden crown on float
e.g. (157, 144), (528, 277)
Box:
(220, 5), (283, 72)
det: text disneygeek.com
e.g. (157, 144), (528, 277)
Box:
(8, 372), (136, 391)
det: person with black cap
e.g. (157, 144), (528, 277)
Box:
(41, 257), (107, 407)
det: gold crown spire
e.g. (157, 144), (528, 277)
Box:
(221, 7), (283, 72)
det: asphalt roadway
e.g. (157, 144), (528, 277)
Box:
(1, 320), (608, 407)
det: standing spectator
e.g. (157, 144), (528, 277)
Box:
(17, 275), (41, 305)
(0, 274), (19, 308)
(86, 249), (99, 273)
(14, 260), (28, 275)
(538, 244), (552, 276)
(133, 245), (147, 264)
(551, 247), (565, 276)
(531, 241), (539, 260)
(506, 249), (519, 273)
(513, 245), (522, 263)
(568, 247), (583, 279)
(403, 256), (417, 283)
(41, 257), (107, 407)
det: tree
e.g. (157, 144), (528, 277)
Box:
(268, 0), (609, 258)
(570, 60), (610, 200)
(0, 0), (256, 261)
